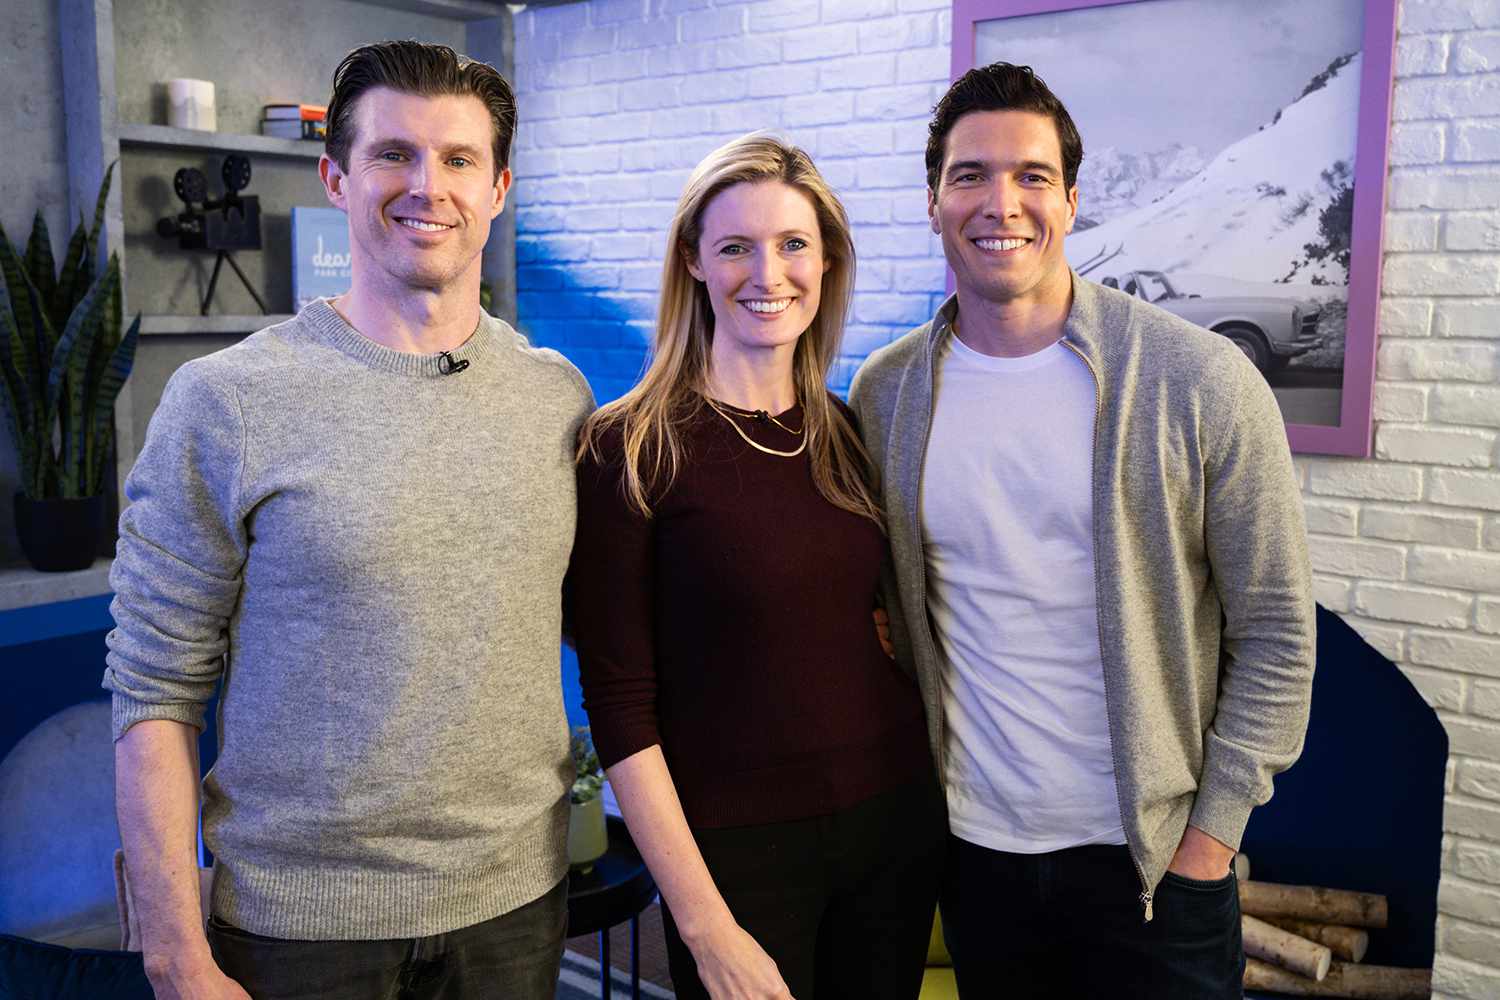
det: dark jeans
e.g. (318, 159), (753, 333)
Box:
(661, 775), (946, 1000)
(942, 836), (1244, 999)
(207, 877), (567, 1000)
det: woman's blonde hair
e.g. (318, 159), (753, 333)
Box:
(578, 132), (881, 525)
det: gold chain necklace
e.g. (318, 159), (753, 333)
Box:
(708, 398), (805, 436)
(704, 398), (807, 458)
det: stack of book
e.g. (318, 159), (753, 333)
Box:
(261, 104), (327, 141)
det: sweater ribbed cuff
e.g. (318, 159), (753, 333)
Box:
(1187, 771), (1256, 853)
(109, 691), (207, 742)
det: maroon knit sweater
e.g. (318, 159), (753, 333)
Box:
(566, 396), (932, 830)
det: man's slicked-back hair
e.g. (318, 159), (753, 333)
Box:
(925, 62), (1083, 193)
(325, 40), (517, 179)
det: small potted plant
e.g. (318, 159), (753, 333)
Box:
(1, 163), (141, 571)
(568, 726), (608, 872)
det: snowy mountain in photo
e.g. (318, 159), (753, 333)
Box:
(1067, 52), (1361, 290)
(1075, 143), (1208, 228)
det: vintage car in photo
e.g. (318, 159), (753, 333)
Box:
(1098, 269), (1324, 373)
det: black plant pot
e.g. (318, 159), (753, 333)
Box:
(13, 492), (105, 572)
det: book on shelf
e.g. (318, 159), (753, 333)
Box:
(261, 118), (326, 140)
(263, 103), (327, 121)
(291, 207), (352, 310)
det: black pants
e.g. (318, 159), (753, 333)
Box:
(206, 877), (567, 1000)
(661, 776), (946, 1000)
(942, 835), (1244, 999)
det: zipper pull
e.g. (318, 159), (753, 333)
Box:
(1140, 889), (1154, 923)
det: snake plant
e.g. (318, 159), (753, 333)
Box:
(0, 163), (141, 499)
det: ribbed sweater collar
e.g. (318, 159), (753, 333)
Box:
(300, 297), (507, 378)
(923, 270), (1112, 363)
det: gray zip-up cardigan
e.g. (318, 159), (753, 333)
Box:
(849, 275), (1316, 914)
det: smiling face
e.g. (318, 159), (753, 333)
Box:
(686, 180), (829, 369)
(319, 87), (511, 295)
(929, 109), (1079, 311)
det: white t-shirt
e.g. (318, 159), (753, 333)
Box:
(922, 333), (1126, 853)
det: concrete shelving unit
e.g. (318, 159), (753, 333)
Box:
(139, 314), (296, 336)
(0, 562), (113, 614)
(118, 123), (324, 161)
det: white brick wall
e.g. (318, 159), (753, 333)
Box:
(511, 0), (952, 398)
(1317, 3), (1500, 992)
(512, 1), (1500, 993)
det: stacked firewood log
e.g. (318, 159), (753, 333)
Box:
(1236, 855), (1432, 999)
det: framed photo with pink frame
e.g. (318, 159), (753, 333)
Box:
(951, 0), (1399, 456)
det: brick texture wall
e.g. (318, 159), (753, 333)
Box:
(512, 0), (952, 403)
(512, 1), (1500, 994)
(1330, 5), (1500, 996)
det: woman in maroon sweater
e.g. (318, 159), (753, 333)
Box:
(567, 134), (943, 999)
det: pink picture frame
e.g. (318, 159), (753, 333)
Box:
(951, 0), (1399, 456)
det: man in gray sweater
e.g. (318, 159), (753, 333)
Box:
(850, 63), (1315, 997)
(103, 42), (592, 999)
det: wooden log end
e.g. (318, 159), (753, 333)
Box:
(1261, 916), (1371, 964)
(1243, 913), (1332, 982)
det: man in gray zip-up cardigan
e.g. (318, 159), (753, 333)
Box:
(850, 63), (1315, 997)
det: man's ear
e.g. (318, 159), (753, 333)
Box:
(319, 155), (347, 211)
(1065, 183), (1079, 234)
(928, 186), (941, 236)
(491, 167), (513, 219)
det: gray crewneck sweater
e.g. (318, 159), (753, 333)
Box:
(103, 299), (594, 940)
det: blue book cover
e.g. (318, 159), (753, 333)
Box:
(291, 206), (351, 309)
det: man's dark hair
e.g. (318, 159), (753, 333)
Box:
(925, 62), (1083, 193)
(326, 40), (517, 179)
